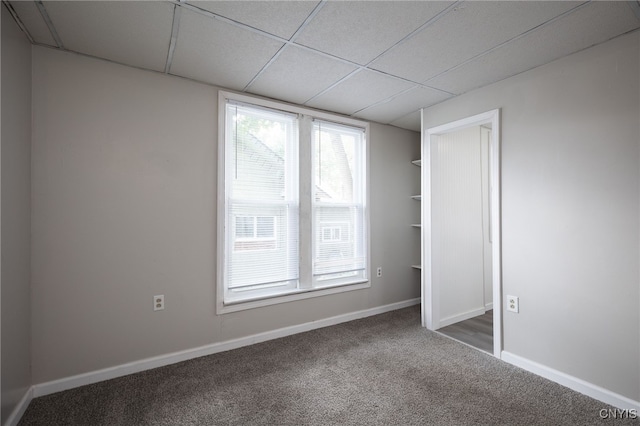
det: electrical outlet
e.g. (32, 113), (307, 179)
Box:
(376, 267), (382, 277)
(506, 295), (519, 313)
(154, 295), (165, 311)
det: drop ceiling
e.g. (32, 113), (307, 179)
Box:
(5, 0), (640, 132)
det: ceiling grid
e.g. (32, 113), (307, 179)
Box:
(242, 0), (328, 91)
(6, 0), (639, 131)
(164, 3), (182, 74)
(34, 0), (63, 48)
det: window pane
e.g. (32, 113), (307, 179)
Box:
(235, 216), (255, 239)
(313, 121), (366, 285)
(314, 122), (359, 203)
(314, 206), (364, 273)
(256, 216), (275, 238)
(230, 105), (295, 201)
(225, 103), (299, 299)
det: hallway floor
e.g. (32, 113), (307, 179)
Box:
(437, 310), (493, 354)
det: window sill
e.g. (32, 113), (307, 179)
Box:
(217, 280), (370, 314)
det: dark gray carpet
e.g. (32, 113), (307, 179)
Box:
(19, 306), (637, 425)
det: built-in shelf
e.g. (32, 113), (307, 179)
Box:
(412, 159), (421, 270)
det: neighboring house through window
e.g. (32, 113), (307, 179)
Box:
(321, 224), (344, 243)
(234, 215), (277, 251)
(218, 91), (369, 312)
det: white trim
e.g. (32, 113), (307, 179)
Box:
(419, 110), (426, 329)
(421, 109), (502, 359)
(32, 298), (419, 398)
(216, 91), (227, 316)
(219, 281), (371, 314)
(426, 110), (498, 135)
(501, 351), (640, 411)
(4, 386), (33, 426)
(420, 114), (434, 329)
(484, 302), (493, 311)
(438, 307), (486, 329)
(490, 110), (502, 359)
(219, 90), (368, 129)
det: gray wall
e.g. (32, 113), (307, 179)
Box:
(30, 46), (421, 384)
(1, 6), (32, 424)
(422, 31), (640, 401)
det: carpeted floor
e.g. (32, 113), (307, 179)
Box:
(19, 306), (637, 425)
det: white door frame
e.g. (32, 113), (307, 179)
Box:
(421, 109), (502, 358)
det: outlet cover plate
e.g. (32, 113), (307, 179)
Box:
(154, 294), (165, 311)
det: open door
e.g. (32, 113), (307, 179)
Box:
(421, 109), (502, 358)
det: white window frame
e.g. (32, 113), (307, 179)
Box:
(217, 91), (370, 314)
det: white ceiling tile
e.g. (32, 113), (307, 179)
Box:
(371, 1), (582, 82)
(354, 86), (452, 124)
(44, 1), (174, 72)
(390, 111), (422, 132)
(10, 0), (635, 130)
(9, 0), (56, 46)
(247, 46), (357, 106)
(187, 1), (320, 40)
(306, 70), (414, 116)
(170, 9), (284, 90)
(426, 1), (640, 95)
(295, 1), (453, 65)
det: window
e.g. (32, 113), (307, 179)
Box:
(313, 121), (366, 286)
(223, 101), (299, 302)
(321, 224), (344, 243)
(218, 92), (369, 311)
(234, 216), (277, 251)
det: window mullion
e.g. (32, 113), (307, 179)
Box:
(298, 115), (313, 289)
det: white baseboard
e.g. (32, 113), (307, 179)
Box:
(484, 302), (493, 311)
(33, 298), (420, 398)
(4, 386), (33, 426)
(501, 351), (640, 411)
(438, 307), (485, 328)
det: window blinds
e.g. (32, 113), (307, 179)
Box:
(221, 98), (368, 306)
(312, 120), (367, 285)
(225, 103), (299, 301)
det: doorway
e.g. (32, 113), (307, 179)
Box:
(421, 110), (501, 358)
